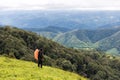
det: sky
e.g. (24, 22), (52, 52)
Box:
(0, 0), (120, 10)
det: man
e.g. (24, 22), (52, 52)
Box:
(38, 48), (44, 68)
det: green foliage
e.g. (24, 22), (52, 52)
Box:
(0, 26), (120, 80)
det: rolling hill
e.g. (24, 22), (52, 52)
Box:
(29, 27), (120, 55)
(98, 22), (120, 29)
(0, 56), (86, 80)
(95, 31), (120, 54)
(24, 26), (70, 39)
(53, 30), (92, 48)
(0, 26), (120, 80)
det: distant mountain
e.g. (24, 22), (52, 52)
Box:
(98, 22), (120, 29)
(1, 10), (120, 29)
(74, 29), (120, 43)
(24, 26), (70, 33)
(34, 27), (120, 55)
(1, 10), (120, 55)
(24, 26), (70, 39)
(53, 30), (92, 48)
(95, 31), (120, 54)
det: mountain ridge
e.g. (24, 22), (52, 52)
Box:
(0, 26), (120, 80)
(1, 10), (120, 29)
(31, 26), (120, 55)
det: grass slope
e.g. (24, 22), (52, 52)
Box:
(0, 56), (87, 80)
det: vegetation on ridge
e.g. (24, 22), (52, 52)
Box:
(0, 26), (120, 80)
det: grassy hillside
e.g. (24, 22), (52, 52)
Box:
(0, 26), (120, 80)
(0, 56), (87, 80)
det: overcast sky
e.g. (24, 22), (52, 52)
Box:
(0, 0), (120, 10)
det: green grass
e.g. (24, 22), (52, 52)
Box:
(0, 56), (87, 80)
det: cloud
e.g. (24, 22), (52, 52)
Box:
(0, 0), (120, 10)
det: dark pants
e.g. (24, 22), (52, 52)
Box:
(38, 59), (42, 68)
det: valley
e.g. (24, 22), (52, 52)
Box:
(1, 10), (120, 56)
(25, 26), (120, 56)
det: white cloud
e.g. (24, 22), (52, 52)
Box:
(0, 0), (120, 10)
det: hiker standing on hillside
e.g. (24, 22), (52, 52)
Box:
(38, 48), (44, 68)
(34, 48), (44, 68)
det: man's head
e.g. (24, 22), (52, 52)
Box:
(39, 48), (43, 51)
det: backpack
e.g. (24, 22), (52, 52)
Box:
(34, 49), (39, 60)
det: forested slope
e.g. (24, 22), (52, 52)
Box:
(0, 26), (120, 80)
